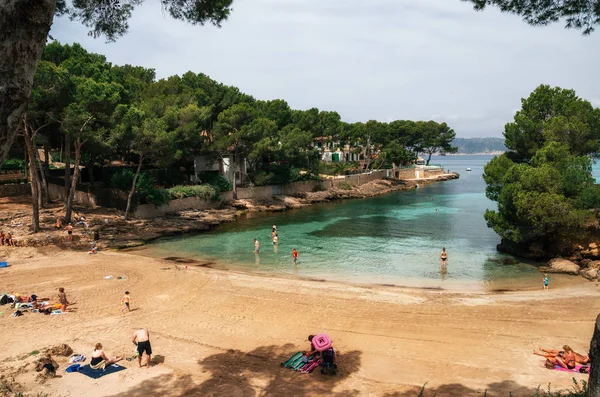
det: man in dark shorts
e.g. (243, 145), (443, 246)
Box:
(66, 223), (73, 241)
(132, 328), (152, 368)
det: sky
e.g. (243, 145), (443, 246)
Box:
(50, 0), (600, 138)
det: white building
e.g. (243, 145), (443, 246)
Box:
(193, 154), (246, 185)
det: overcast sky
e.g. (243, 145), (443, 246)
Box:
(50, 0), (600, 138)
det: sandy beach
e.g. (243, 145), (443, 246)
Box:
(0, 246), (597, 397)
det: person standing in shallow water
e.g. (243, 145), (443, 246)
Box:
(254, 238), (260, 253)
(440, 247), (448, 267)
(292, 248), (298, 264)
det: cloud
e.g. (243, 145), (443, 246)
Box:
(49, 0), (600, 138)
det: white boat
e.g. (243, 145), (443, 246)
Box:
(466, 167), (472, 171)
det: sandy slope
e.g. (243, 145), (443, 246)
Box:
(0, 246), (598, 397)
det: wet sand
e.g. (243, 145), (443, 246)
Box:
(0, 246), (598, 396)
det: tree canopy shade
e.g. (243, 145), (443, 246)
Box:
(463, 0), (600, 34)
(0, 0), (234, 166)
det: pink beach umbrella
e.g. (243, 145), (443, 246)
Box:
(312, 334), (332, 352)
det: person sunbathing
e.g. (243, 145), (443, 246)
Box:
(90, 343), (123, 369)
(534, 346), (578, 369)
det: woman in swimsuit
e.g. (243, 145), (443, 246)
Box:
(90, 343), (123, 369)
(440, 247), (448, 267)
(533, 346), (578, 369)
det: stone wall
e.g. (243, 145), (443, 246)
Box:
(48, 183), (98, 207)
(0, 183), (31, 197)
(135, 197), (222, 219)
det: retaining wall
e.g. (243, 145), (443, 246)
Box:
(0, 183), (31, 197)
(135, 197), (222, 219)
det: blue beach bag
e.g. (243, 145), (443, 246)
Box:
(0, 262), (7, 268)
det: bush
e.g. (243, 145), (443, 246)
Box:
(0, 159), (25, 170)
(338, 182), (354, 190)
(51, 152), (61, 163)
(167, 184), (219, 201)
(144, 188), (170, 207)
(198, 172), (232, 192)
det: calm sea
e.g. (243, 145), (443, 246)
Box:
(138, 155), (597, 290)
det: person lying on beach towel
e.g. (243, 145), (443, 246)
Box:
(534, 346), (584, 370)
(534, 346), (590, 364)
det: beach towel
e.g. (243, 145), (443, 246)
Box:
(281, 352), (320, 372)
(77, 364), (126, 379)
(299, 358), (322, 374)
(69, 354), (86, 363)
(554, 364), (589, 373)
(0, 262), (8, 268)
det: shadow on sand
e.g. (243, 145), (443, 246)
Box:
(105, 343), (362, 397)
(383, 379), (585, 397)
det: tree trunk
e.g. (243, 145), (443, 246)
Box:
(22, 121), (39, 232)
(41, 143), (50, 203)
(64, 134), (71, 205)
(589, 314), (600, 396)
(0, 0), (56, 166)
(124, 154), (143, 220)
(35, 145), (48, 205)
(426, 152), (433, 166)
(65, 134), (82, 223)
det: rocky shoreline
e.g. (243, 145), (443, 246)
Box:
(2, 175), (458, 252)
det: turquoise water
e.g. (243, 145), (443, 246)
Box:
(140, 155), (578, 289)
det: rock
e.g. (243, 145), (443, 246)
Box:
(580, 259), (592, 268)
(569, 251), (583, 261)
(580, 268), (598, 281)
(545, 258), (580, 275)
(588, 260), (600, 270)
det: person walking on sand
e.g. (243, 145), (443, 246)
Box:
(66, 223), (73, 241)
(254, 238), (260, 253)
(132, 328), (152, 368)
(121, 291), (131, 312)
(440, 247), (448, 267)
(292, 248), (298, 264)
(543, 274), (549, 290)
(57, 287), (70, 312)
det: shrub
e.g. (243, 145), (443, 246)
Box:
(144, 188), (170, 207)
(198, 172), (232, 192)
(0, 159), (25, 170)
(167, 184), (219, 201)
(339, 182), (353, 190)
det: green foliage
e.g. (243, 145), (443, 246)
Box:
(464, 0), (600, 35)
(107, 169), (170, 207)
(56, 0), (233, 42)
(0, 159), (25, 170)
(197, 172), (232, 192)
(503, 85), (600, 162)
(483, 85), (600, 252)
(167, 185), (219, 200)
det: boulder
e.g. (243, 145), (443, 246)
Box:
(580, 268), (598, 281)
(588, 260), (600, 270)
(545, 258), (580, 275)
(580, 259), (592, 268)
